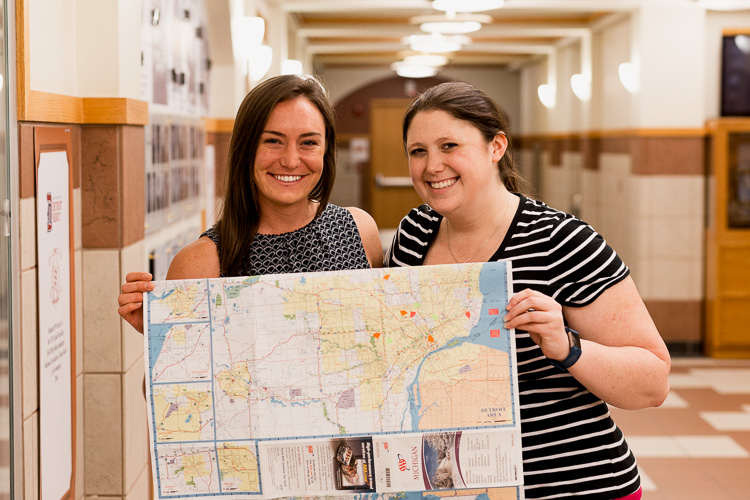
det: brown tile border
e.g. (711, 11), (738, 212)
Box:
(80, 126), (121, 249)
(207, 131), (231, 198)
(645, 299), (703, 343)
(120, 126), (145, 248)
(18, 122), (34, 198)
(631, 137), (705, 176)
(516, 132), (706, 176)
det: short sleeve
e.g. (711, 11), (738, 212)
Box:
(544, 218), (630, 307)
(385, 205), (440, 268)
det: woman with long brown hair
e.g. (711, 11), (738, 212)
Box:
(119, 74), (382, 332)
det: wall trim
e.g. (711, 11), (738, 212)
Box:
(16, 0), (148, 125)
(516, 128), (707, 142)
(203, 118), (234, 133)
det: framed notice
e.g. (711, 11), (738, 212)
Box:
(35, 126), (76, 500)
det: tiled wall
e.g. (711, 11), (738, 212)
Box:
(18, 123), (84, 499)
(17, 122), (149, 499)
(517, 133), (706, 346)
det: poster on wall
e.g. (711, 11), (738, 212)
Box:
(35, 127), (75, 500)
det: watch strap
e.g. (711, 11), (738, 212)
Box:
(549, 327), (582, 372)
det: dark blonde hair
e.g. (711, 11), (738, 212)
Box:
(402, 81), (525, 193)
(217, 74), (337, 276)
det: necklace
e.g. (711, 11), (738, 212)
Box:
(445, 194), (511, 264)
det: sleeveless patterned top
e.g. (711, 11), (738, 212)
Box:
(386, 195), (639, 500)
(202, 203), (370, 276)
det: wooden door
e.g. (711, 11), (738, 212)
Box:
(368, 99), (424, 229)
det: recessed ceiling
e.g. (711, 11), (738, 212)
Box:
(280, 0), (631, 71)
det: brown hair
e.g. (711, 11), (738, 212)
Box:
(402, 81), (526, 193)
(217, 74), (337, 276)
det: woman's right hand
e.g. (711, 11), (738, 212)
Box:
(118, 272), (154, 334)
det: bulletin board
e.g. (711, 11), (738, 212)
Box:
(34, 125), (76, 500)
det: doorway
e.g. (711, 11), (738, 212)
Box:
(367, 98), (424, 230)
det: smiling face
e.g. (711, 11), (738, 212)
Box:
(405, 109), (507, 217)
(253, 97), (326, 213)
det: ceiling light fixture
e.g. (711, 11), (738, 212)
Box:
(697, 0), (750, 11)
(248, 45), (273, 82)
(735, 34), (750, 54)
(403, 34), (471, 53)
(281, 59), (304, 75)
(618, 62), (639, 93)
(231, 16), (265, 61)
(391, 61), (439, 78)
(537, 84), (556, 109)
(432, 0), (505, 13)
(411, 13), (492, 34)
(570, 73), (591, 101)
(403, 54), (449, 67)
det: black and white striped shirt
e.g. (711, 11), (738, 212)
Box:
(386, 195), (639, 499)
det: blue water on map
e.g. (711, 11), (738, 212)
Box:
(148, 323), (173, 379)
(146, 287), (185, 379)
(405, 262), (511, 431)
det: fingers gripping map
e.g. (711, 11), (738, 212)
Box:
(145, 262), (523, 499)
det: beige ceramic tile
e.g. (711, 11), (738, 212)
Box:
(626, 176), (650, 217)
(581, 170), (600, 226)
(649, 176), (705, 218)
(629, 216), (651, 260)
(76, 249), (83, 376)
(84, 373), (123, 495)
(74, 187), (82, 251)
(76, 373), (84, 499)
(123, 360), (148, 493)
(627, 436), (686, 457)
(121, 240), (147, 371)
(125, 463), (150, 500)
(689, 369), (750, 394)
(630, 258), (651, 298)
(684, 176), (705, 218)
(647, 257), (697, 300)
(83, 249), (122, 372)
(23, 413), (39, 500)
(21, 269), (37, 419)
(599, 152), (631, 177)
(649, 217), (702, 259)
(700, 411), (750, 431)
(19, 197), (36, 272)
(674, 436), (750, 458)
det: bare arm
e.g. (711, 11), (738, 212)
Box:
(346, 206), (384, 268)
(117, 236), (220, 333)
(166, 236), (221, 280)
(505, 276), (670, 410)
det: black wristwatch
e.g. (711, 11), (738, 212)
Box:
(549, 327), (581, 372)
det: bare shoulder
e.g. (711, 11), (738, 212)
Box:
(345, 206), (384, 268)
(166, 236), (221, 279)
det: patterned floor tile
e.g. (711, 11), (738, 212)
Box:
(700, 410), (750, 431)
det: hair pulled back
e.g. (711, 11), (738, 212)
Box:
(402, 81), (525, 193)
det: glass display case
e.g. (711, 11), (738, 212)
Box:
(728, 133), (750, 228)
(705, 119), (750, 357)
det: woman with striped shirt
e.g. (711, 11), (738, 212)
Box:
(386, 82), (670, 499)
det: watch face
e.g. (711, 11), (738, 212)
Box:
(566, 327), (581, 348)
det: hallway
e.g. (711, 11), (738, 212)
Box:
(610, 357), (750, 500)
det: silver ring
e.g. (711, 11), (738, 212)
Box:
(527, 308), (536, 313)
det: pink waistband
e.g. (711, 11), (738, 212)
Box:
(614, 488), (642, 500)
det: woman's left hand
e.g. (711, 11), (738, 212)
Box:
(504, 288), (570, 361)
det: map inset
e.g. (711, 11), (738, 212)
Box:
(146, 262), (517, 498)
